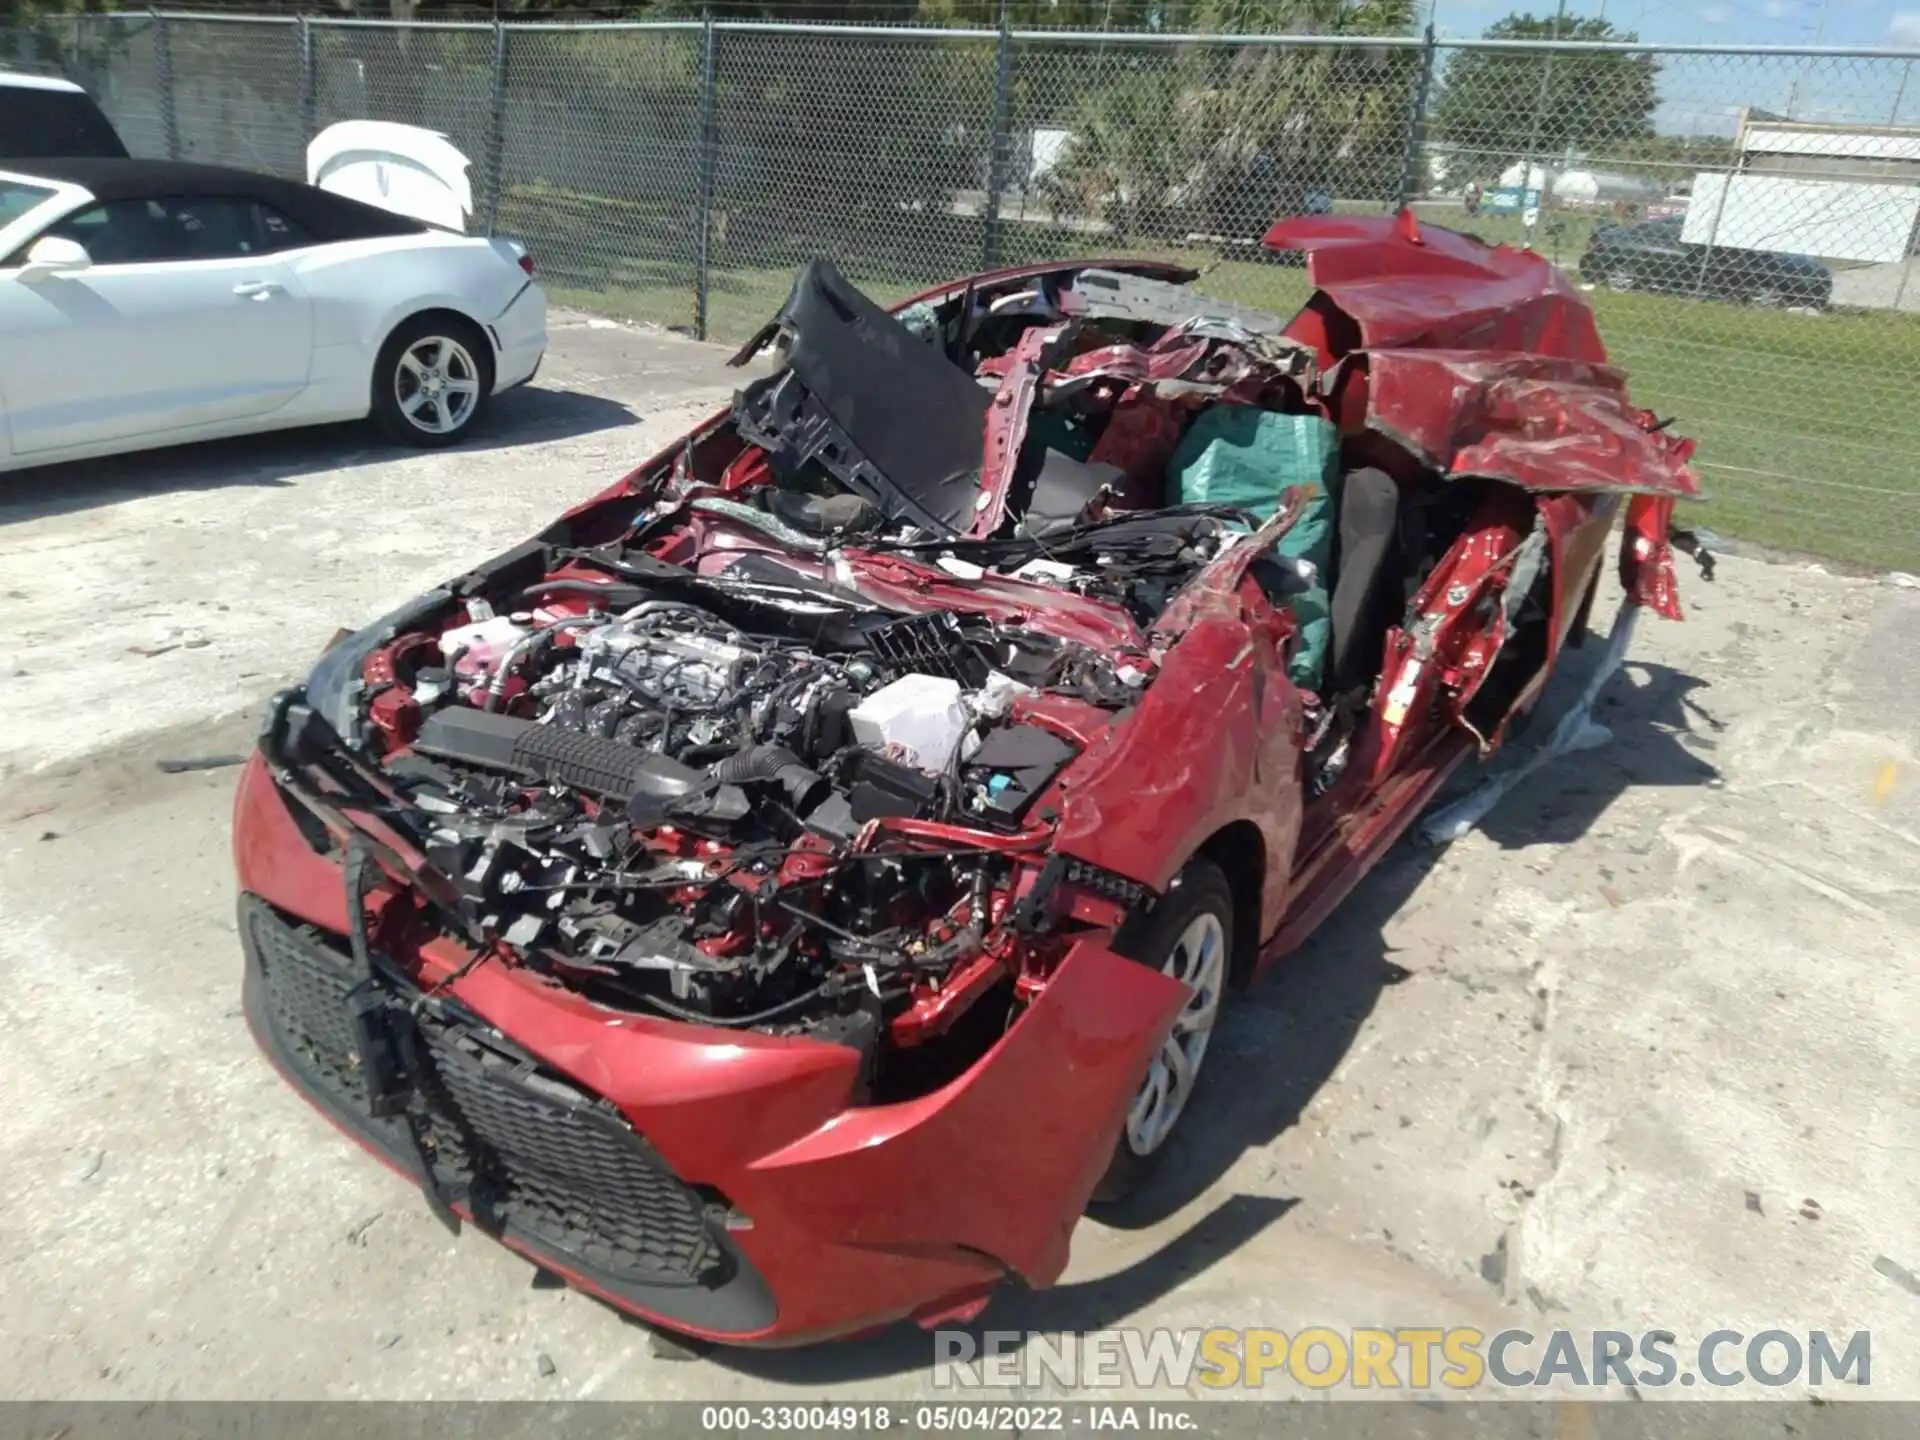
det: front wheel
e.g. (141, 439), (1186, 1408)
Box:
(371, 315), (494, 447)
(1090, 857), (1234, 1205)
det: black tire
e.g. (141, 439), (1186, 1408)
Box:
(370, 313), (495, 448)
(1089, 857), (1235, 1207)
(1604, 268), (1638, 294)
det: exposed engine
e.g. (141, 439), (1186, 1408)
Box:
(283, 257), (1314, 1083)
(348, 571), (1152, 1069)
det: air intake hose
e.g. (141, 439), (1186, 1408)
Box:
(707, 744), (829, 813)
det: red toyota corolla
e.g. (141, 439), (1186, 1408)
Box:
(234, 212), (1701, 1346)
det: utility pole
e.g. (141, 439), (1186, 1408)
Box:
(1521, 0), (1568, 251)
(1786, 0), (1832, 118)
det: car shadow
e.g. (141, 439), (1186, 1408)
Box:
(679, 1193), (1300, 1386)
(0, 384), (635, 526)
(1466, 654), (1724, 852)
(1088, 847), (1438, 1237)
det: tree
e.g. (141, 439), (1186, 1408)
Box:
(1431, 13), (1660, 185)
(1043, 0), (1421, 239)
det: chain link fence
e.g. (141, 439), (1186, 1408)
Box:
(6, 12), (1919, 572)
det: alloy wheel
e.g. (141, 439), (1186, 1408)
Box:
(396, 336), (482, 436)
(1124, 911), (1227, 1157)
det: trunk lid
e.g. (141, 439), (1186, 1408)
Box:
(307, 120), (473, 232)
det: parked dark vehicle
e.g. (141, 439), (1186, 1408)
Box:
(1579, 216), (1831, 309)
(0, 72), (128, 161)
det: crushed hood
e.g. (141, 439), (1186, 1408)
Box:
(1266, 209), (1700, 500)
(307, 120), (472, 232)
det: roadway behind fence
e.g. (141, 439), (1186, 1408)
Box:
(6, 11), (1919, 572)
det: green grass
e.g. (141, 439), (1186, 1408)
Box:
(1586, 292), (1920, 571)
(509, 180), (1920, 573)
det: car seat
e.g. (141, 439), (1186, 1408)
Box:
(1326, 466), (1404, 700)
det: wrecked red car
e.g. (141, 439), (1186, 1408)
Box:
(234, 212), (1700, 1346)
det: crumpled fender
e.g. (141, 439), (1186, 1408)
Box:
(1049, 548), (1305, 936)
(1359, 350), (1701, 499)
(745, 937), (1189, 1285)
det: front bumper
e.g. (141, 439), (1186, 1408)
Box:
(232, 752), (1184, 1345)
(242, 895), (780, 1332)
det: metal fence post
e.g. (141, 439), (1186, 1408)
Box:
(73, 11), (95, 91)
(1692, 159), (1736, 302)
(152, 7), (180, 160)
(483, 22), (509, 236)
(1394, 24), (1438, 213)
(982, 3), (1015, 270)
(297, 16), (316, 144)
(694, 11), (719, 342)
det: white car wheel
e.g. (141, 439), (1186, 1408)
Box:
(372, 315), (494, 448)
(396, 335), (482, 436)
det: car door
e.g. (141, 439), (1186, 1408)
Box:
(1700, 242), (1768, 302)
(1631, 221), (1694, 293)
(0, 194), (314, 457)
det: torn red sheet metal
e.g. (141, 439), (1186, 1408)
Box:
(1266, 210), (1699, 503)
(1045, 323), (1314, 405)
(977, 322), (1075, 536)
(1087, 385), (1187, 510)
(1357, 350), (1701, 499)
(1265, 208), (1607, 362)
(980, 320), (1317, 531)
(1620, 493), (1686, 620)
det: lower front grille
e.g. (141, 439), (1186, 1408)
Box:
(243, 899), (724, 1288)
(250, 904), (365, 1108)
(419, 1018), (723, 1284)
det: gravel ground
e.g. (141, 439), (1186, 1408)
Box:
(2, 315), (1916, 1403)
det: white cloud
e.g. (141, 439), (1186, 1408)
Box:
(1761, 0), (1794, 18)
(1699, 4), (1734, 21)
(1892, 12), (1920, 45)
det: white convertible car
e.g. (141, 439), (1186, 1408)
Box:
(0, 156), (548, 472)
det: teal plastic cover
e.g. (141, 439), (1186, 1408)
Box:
(1167, 407), (1340, 691)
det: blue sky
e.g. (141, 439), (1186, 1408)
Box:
(1426, 0), (1920, 49)
(1422, 0), (1920, 133)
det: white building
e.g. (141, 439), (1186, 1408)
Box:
(1736, 112), (1920, 186)
(1683, 111), (1920, 264)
